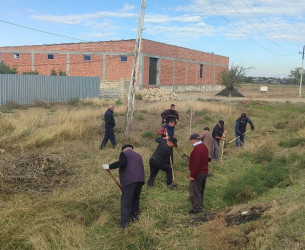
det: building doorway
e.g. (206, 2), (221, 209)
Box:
(149, 57), (158, 85)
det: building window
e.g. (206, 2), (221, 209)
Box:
(120, 55), (127, 62)
(84, 55), (91, 61)
(48, 54), (54, 60)
(200, 64), (203, 79)
(13, 53), (20, 59)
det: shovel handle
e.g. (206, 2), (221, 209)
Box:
(228, 129), (251, 144)
(106, 169), (122, 192)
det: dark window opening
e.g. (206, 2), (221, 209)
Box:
(200, 64), (203, 79)
(120, 55), (127, 62)
(48, 54), (54, 60)
(149, 57), (158, 85)
(13, 53), (20, 59)
(84, 55), (91, 61)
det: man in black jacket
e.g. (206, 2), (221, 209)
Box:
(212, 120), (226, 161)
(100, 105), (116, 149)
(147, 137), (177, 189)
(103, 144), (145, 228)
(161, 104), (179, 124)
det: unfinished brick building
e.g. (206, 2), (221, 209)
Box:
(0, 39), (229, 88)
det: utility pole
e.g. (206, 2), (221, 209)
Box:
(124, 0), (146, 136)
(299, 45), (305, 98)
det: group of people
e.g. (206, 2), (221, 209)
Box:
(100, 104), (254, 228)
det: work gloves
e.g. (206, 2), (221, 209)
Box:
(102, 164), (109, 170)
(251, 125), (255, 130)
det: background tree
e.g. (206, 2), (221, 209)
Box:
(289, 67), (304, 85)
(0, 62), (18, 74)
(218, 65), (250, 96)
(58, 70), (67, 76)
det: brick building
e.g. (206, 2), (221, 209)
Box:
(0, 39), (229, 88)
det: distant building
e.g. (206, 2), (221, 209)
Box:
(0, 39), (229, 88)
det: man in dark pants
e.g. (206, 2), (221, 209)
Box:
(161, 104), (179, 124)
(100, 105), (116, 149)
(188, 133), (209, 214)
(147, 137), (177, 189)
(235, 113), (254, 147)
(103, 144), (145, 228)
(212, 120), (226, 161)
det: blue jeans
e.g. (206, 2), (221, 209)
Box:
(236, 133), (245, 147)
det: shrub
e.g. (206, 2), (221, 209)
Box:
(5, 101), (21, 110)
(135, 113), (144, 121)
(135, 94), (142, 100)
(22, 71), (39, 75)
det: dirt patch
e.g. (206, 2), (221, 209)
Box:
(224, 205), (270, 226)
(189, 212), (216, 226)
(0, 154), (72, 194)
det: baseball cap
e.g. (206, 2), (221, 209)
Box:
(189, 133), (201, 140)
(122, 144), (134, 151)
(241, 113), (247, 118)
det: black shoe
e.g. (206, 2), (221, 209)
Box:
(189, 209), (202, 214)
(167, 183), (177, 189)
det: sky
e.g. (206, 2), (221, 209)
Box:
(0, 0), (305, 78)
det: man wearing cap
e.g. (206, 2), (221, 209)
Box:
(147, 136), (177, 189)
(102, 144), (145, 228)
(161, 104), (179, 125)
(212, 120), (226, 161)
(235, 113), (254, 147)
(199, 127), (213, 162)
(188, 133), (209, 214)
(100, 105), (116, 149)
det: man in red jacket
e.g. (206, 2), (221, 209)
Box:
(188, 133), (209, 214)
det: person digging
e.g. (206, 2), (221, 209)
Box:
(235, 113), (254, 147)
(188, 133), (209, 214)
(147, 136), (178, 189)
(102, 144), (145, 229)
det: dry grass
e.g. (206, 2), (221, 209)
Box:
(0, 98), (305, 249)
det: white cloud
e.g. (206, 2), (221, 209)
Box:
(119, 3), (135, 12)
(31, 11), (136, 25)
(145, 14), (201, 23)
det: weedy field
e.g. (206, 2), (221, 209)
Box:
(0, 97), (305, 249)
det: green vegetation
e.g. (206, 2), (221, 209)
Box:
(0, 62), (18, 74)
(0, 99), (304, 249)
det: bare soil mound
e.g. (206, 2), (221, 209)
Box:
(0, 154), (72, 194)
(216, 87), (244, 97)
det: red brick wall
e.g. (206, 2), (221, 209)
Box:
(0, 39), (229, 84)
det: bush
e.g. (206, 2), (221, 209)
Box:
(135, 94), (142, 100)
(22, 71), (39, 75)
(66, 98), (80, 106)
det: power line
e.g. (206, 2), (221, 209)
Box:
(0, 19), (88, 43)
(225, 1), (291, 53)
(204, 0), (291, 57)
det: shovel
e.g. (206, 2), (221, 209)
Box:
(176, 147), (189, 162)
(105, 169), (122, 192)
(227, 129), (252, 145)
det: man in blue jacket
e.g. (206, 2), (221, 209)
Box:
(100, 105), (116, 149)
(235, 113), (254, 147)
(103, 144), (145, 228)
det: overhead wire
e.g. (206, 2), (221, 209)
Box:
(0, 19), (88, 43)
(204, 0), (291, 57)
(225, 1), (291, 54)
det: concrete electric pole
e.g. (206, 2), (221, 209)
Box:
(299, 45), (305, 98)
(124, 0), (146, 136)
